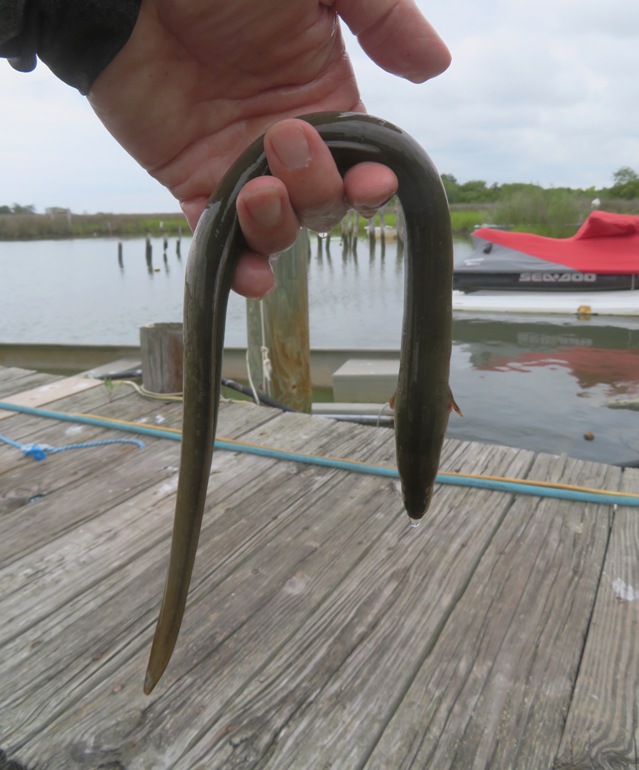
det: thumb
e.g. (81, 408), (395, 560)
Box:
(333, 0), (451, 83)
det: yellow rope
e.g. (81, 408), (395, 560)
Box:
(74, 409), (636, 500)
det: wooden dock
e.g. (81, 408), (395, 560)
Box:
(0, 364), (638, 770)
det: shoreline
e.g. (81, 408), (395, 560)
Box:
(0, 205), (490, 241)
(0, 212), (188, 241)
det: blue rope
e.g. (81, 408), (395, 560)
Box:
(0, 431), (144, 462)
(0, 399), (638, 507)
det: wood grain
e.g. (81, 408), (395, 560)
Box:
(555, 466), (639, 770)
(366, 454), (618, 770)
(0, 365), (636, 770)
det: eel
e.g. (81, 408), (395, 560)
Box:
(143, 112), (454, 694)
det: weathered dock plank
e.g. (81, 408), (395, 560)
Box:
(169, 443), (534, 770)
(0, 365), (637, 770)
(555, 466), (639, 769)
(1, 406), (400, 767)
(365, 454), (619, 770)
(0, 367), (53, 399)
(0, 372), (102, 419)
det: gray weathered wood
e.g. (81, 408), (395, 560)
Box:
(140, 322), (184, 394)
(0, 367), (54, 398)
(555, 466), (639, 769)
(0, 365), (637, 770)
(365, 454), (618, 770)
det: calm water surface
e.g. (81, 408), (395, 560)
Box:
(2, 235), (639, 466)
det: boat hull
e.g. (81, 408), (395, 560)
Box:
(452, 288), (639, 316)
(453, 271), (638, 293)
(455, 212), (639, 301)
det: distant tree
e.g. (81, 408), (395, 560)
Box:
(493, 186), (590, 236)
(0, 205), (11, 215)
(610, 166), (639, 199)
(441, 175), (501, 205)
(441, 173), (460, 203)
(11, 203), (36, 214)
(498, 182), (544, 199)
(613, 166), (638, 185)
(457, 179), (493, 204)
(435, 169), (639, 209)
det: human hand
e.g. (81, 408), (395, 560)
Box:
(89, 0), (450, 297)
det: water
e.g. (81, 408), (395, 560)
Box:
(0, 236), (411, 348)
(2, 235), (639, 466)
(447, 314), (639, 466)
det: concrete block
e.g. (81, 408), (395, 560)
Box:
(332, 358), (399, 403)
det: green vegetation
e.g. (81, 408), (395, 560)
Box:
(610, 167), (639, 200)
(0, 203), (36, 215)
(449, 208), (488, 234)
(0, 209), (188, 240)
(493, 187), (590, 237)
(2, 166), (638, 241)
(440, 166), (639, 237)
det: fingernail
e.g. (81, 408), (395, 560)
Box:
(269, 123), (312, 170)
(354, 191), (395, 218)
(244, 188), (282, 227)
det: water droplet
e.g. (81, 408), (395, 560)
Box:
(317, 231), (328, 239)
(408, 517), (421, 529)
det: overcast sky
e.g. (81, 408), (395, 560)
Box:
(1, 0), (637, 214)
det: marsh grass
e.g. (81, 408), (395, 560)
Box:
(449, 207), (492, 234)
(1, 195), (635, 242)
(335, 204), (493, 238)
(492, 189), (592, 237)
(0, 212), (187, 240)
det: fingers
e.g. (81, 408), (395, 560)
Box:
(257, 120), (397, 230)
(236, 176), (300, 255)
(233, 119), (397, 299)
(335, 0), (451, 82)
(343, 162), (397, 218)
(233, 177), (295, 298)
(231, 252), (276, 298)
(264, 120), (348, 233)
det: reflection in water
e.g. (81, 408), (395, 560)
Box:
(145, 240), (154, 275)
(454, 316), (639, 397)
(449, 315), (639, 466)
(479, 346), (639, 397)
(1, 236), (639, 465)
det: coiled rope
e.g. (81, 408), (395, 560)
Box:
(0, 429), (144, 461)
(0, 399), (637, 507)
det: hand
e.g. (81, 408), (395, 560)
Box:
(89, 0), (450, 297)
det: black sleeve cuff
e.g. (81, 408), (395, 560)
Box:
(0, 0), (142, 94)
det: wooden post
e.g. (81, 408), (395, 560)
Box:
(246, 231), (312, 412)
(367, 217), (375, 254)
(145, 234), (153, 274)
(351, 210), (359, 256)
(140, 322), (183, 394)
